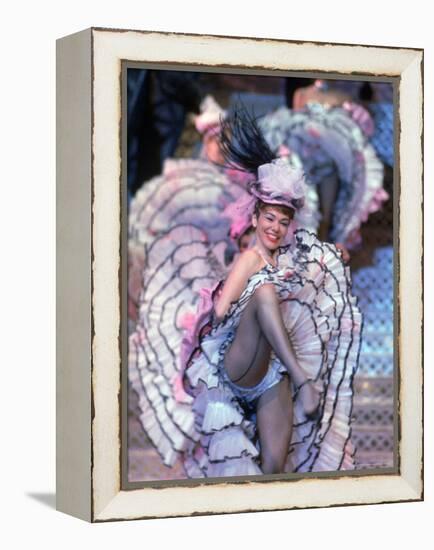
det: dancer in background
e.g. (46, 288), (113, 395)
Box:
(291, 79), (394, 169)
(259, 84), (387, 249)
(127, 96), (247, 324)
(129, 108), (362, 477)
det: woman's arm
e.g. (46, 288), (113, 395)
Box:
(214, 249), (263, 322)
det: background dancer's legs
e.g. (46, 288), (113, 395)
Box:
(318, 173), (339, 241)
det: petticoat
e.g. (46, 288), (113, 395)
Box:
(129, 226), (362, 478)
(259, 103), (386, 248)
(128, 158), (247, 321)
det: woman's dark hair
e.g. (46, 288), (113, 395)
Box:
(285, 77), (314, 107)
(219, 104), (275, 175)
(359, 82), (373, 102)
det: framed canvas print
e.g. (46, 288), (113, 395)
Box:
(56, 27), (423, 522)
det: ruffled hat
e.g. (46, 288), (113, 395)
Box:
(219, 106), (308, 238)
(251, 157), (306, 210)
(223, 156), (309, 240)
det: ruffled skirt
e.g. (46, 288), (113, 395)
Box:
(259, 104), (386, 247)
(129, 228), (362, 478)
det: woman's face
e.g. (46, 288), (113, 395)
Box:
(203, 133), (224, 164)
(253, 205), (292, 251)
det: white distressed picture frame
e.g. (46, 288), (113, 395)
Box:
(56, 27), (423, 522)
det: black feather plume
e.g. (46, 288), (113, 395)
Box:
(219, 104), (275, 175)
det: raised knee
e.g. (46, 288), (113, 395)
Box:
(253, 284), (279, 311)
(254, 283), (277, 301)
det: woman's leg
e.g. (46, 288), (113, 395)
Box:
(224, 283), (320, 415)
(223, 293), (272, 388)
(252, 284), (320, 415)
(256, 375), (293, 474)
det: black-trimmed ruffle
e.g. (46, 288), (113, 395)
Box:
(129, 226), (362, 477)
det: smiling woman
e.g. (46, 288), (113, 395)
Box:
(209, 204), (322, 474)
(214, 204), (293, 321)
(254, 203), (293, 247)
(134, 108), (363, 477)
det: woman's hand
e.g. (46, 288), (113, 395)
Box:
(335, 243), (350, 263)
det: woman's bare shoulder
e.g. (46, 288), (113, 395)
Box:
(231, 248), (264, 276)
(214, 249), (265, 321)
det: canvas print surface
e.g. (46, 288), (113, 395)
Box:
(125, 69), (395, 483)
